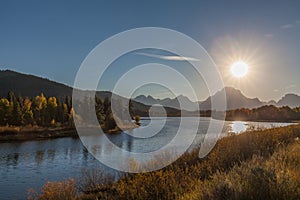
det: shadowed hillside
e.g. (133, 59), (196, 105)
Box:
(0, 70), (73, 98)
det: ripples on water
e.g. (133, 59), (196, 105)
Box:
(228, 121), (295, 133)
(0, 117), (295, 200)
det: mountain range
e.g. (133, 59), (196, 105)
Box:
(135, 87), (300, 111)
(1, 69), (299, 111)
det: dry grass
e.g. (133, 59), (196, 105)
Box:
(28, 179), (76, 200)
(29, 125), (300, 200)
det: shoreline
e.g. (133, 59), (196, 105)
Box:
(0, 118), (297, 143)
(0, 126), (78, 142)
(224, 118), (300, 123)
(0, 123), (139, 142)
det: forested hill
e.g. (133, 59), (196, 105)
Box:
(0, 70), (122, 103)
(0, 70), (73, 98)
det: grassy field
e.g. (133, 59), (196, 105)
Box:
(28, 125), (300, 200)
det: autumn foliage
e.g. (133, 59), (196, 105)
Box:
(29, 125), (300, 199)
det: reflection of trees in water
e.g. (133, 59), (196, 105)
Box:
(46, 149), (56, 162)
(70, 147), (79, 160)
(121, 134), (133, 152)
(82, 133), (134, 160)
(13, 153), (19, 166)
(3, 153), (20, 166)
(82, 147), (89, 161)
(35, 150), (45, 165)
(119, 133), (133, 152)
(127, 136), (133, 152)
(64, 148), (69, 159)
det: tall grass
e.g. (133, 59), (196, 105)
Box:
(29, 125), (300, 200)
(28, 179), (76, 200)
(181, 140), (300, 200)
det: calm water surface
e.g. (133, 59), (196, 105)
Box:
(0, 117), (295, 199)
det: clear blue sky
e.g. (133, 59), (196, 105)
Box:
(0, 0), (299, 101)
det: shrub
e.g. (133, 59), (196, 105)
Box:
(78, 169), (114, 194)
(135, 115), (141, 125)
(29, 125), (300, 200)
(28, 179), (76, 200)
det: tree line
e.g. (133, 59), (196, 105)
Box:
(0, 92), (73, 127)
(225, 105), (300, 122)
(0, 92), (137, 129)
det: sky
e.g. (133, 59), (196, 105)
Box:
(0, 0), (300, 102)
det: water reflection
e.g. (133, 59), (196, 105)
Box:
(230, 121), (247, 133)
(82, 148), (89, 161)
(47, 149), (56, 161)
(229, 121), (297, 134)
(35, 150), (45, 165)
(0, 117), (296, 200)
(2, 153), (19, 167)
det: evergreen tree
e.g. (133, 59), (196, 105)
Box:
(95, 97), (105, 124)
(104, 112), (117, 130)
(129, 99), (134, 119)
(56, 98), (63, 124)
(7, 92), (22, 125)
(103, 97), (110, 115)
(65, 96), (72, 112)
(0, 98), (11, 125)
(63, 103), (69, 124)
(11, 99), (22, 126)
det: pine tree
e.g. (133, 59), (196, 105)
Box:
(0, 98), (10, 125)
(95, 97), (105, 124)
(103, 97), (110, 115)
(47, 97), (58, 125)
(63, 103), (69, 124)
(7, 92), (22, 125)
(129, 99), (134, 119)
(12, 100), (22, 126)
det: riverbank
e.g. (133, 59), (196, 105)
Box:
(210, 113), (300, 123)
(28, 124), (300, 199)
(0, 123), (139, 142)
(1, 117), (297, 142)
(224, 117), (300, 123)
(0, 126), (77, 142)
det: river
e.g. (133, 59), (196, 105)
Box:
(0, 117), (295, 199)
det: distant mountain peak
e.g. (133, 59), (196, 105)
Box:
(200, 87), (263, 110)
(223, 86), (243, 95)
(135, 94), (151, 99)
(267, 100), (277, 105)
(134, 93), (198, 111)
(283, 93), (299, 98)
(277, 93), (300, 107)
(1, 70), (299, 109)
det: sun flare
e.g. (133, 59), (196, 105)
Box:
(231, 61), (249, 78)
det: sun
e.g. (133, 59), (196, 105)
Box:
(231, 61), (249, 78)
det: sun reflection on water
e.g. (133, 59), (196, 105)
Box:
(230, 121), (247, 133)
